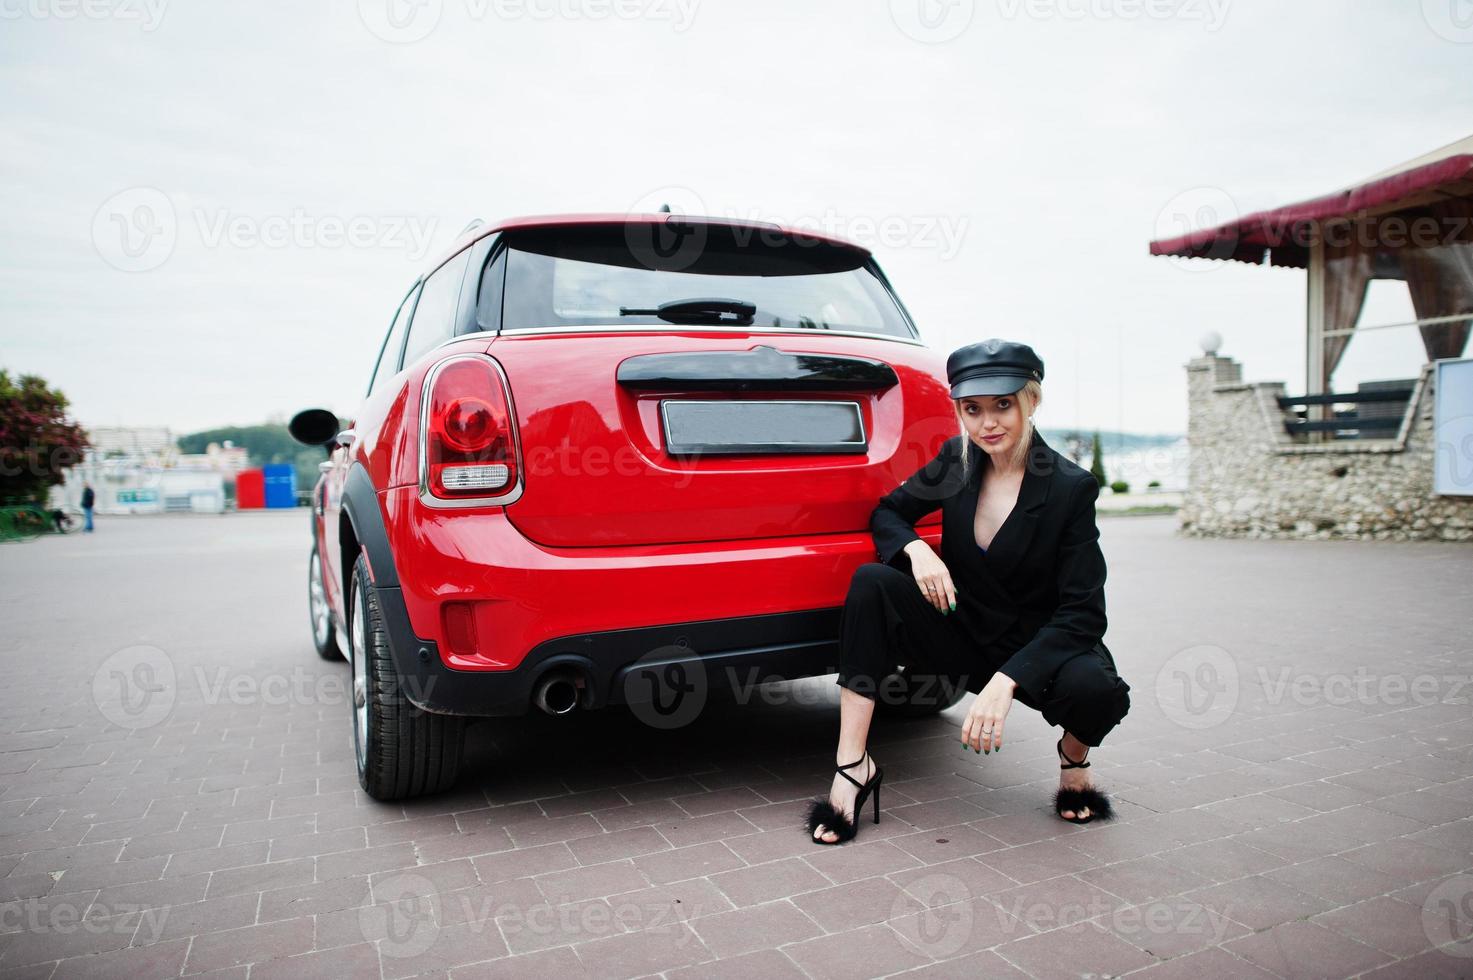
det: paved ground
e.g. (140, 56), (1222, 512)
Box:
(1, 511), (1471, 979)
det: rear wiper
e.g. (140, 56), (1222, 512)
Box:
(619, 298), (757, 326)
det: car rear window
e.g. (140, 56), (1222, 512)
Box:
(499, 223), (916, 339)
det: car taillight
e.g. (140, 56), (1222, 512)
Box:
(424, 357), (520, 500)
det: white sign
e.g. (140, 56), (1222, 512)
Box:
(1433, 357), (1473, 497)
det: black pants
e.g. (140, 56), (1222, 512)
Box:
(836, 564), (1131, 747)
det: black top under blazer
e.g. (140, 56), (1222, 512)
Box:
(869, 428), (1112, 703)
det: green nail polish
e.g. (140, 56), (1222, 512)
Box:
(949, 601), (956, 611)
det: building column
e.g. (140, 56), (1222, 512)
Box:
(1306, 239), (1327, 438)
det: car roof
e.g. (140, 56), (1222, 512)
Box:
(421, 212), (873, 277)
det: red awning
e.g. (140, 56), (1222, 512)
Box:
(1150, 140), (1473, 268)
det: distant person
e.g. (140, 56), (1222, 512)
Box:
(806, 340), (1132, 845)
(80, 482), (95, 533)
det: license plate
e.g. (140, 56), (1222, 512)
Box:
(660, 400), (867, 455)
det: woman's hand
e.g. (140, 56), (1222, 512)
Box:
(903, 540), (956, 614)
(962, 672), (1016, 753)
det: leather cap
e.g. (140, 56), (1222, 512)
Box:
(947, 339), (1044, 398)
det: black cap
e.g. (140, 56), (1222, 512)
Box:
(947, 339), (1044, 398)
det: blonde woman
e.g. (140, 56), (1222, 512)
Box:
(807, 340), (1132, 845)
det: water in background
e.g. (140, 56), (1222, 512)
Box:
(1098, 438), (1190, 492)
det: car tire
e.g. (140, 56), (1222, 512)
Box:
(308, 545), (342, 661)
(349, 554), (464, 800)
(874, 669), (969, 719)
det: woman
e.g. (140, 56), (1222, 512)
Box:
(807, 339), (1132, 845)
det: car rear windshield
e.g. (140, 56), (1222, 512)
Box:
(498, 223), (916, 339)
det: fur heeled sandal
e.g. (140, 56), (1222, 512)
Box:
(1054, 736), (1114, 824)
(806, 753), (883, 845)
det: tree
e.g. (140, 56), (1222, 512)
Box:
(1088, 431), (1107, 488)
(0, 370), (89, 504)
(177, 424), (301, 461)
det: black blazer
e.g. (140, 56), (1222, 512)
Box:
(869, 428), (1112, 702)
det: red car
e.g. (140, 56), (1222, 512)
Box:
(291, 213), (961, 800)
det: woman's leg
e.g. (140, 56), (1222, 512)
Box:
(815, 563), (975, 842)
(834, 564), (980, 696)
(1037, 648), (1131, 747)
(1033, 649), (1132, 819)
(835, 686), (877, 770)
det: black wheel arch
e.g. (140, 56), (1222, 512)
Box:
(339, 463), (399, 595)
(334, 464), (448, 712)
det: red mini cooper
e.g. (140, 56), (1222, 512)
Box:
(291, 213), (960, 800)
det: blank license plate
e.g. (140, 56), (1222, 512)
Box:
(661, 400), (867, 455)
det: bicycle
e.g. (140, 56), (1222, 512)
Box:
(0, 504), (84, 541)
(51, 506), (85, 534)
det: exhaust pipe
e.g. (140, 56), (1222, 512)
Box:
(533, 669), (585, 716)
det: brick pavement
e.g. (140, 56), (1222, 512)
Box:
(1, 512), (1470, 978)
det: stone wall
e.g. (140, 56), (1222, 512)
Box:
(1181, 354), (1473, 541)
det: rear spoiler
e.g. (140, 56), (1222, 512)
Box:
(616, 345), (899, 392)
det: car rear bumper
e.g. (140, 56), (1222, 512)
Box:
(373, 485), (939, 716)
(372, 591), (841, 716)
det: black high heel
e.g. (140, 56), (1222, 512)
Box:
(806, 753), (884, 845)
(1054, 736), (1114, 824)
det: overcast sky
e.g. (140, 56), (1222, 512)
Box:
(2, 0), (1470, 438)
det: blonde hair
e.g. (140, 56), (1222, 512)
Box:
(955, 379), (1043, 480)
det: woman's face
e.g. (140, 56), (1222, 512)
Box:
(958, 392), (1026, 461)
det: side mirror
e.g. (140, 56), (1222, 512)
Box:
(289, 409), (340, 448)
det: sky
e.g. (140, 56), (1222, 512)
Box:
(2, 0), (1470, 438)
